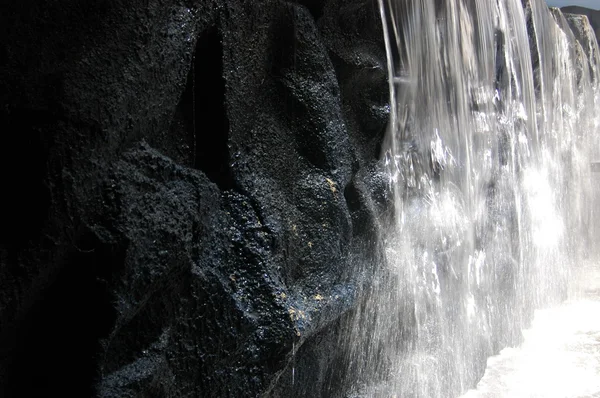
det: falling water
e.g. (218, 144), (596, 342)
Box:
(343, 0), (600, 396)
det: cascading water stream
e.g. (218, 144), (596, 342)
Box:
(343, 0), (600, 397)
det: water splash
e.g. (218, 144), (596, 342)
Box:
(344, 1), (600, 396)
(462, 262), (600, 398)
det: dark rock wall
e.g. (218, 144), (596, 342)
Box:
(0, 0), (389, 397)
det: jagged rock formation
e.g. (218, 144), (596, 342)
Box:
(0, 1), (389, 397)
(2, 0), (599, 397)
(562, 6), (600, 44)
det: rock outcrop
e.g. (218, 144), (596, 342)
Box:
(3, 1), (598, 397)
(0, 1), (389, 396)
(562, 6), (600, 44)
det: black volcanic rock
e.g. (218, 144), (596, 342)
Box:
(5, 0), (587, 396)
(0, 0), (390, 397)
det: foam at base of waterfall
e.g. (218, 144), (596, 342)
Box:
(462, 263), (600, 398)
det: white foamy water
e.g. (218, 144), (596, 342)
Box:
(462, 264), (600, 398)
(341, 0), (600, 396)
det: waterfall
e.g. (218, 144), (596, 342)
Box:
(343, 0), (600, 396)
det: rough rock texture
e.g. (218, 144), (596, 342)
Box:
(0, 0), (389, 397)
(563, 11), (600, 82)
(562, 6), (600, 45)
(6, 0), (588, 396)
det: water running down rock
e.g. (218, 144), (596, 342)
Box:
(341, 0), (600, 396)
(1, 1), (599, 397)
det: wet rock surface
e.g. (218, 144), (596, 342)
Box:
(562, 6), (600, 45)
(0, 0), (389, 397)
